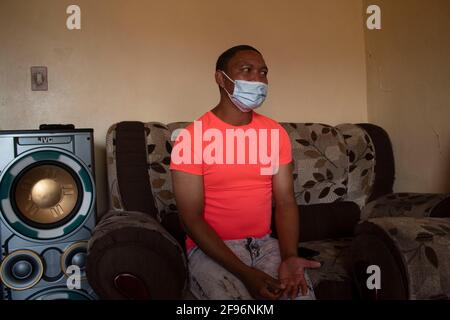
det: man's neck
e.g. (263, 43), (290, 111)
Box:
(212, 99), (253, 126)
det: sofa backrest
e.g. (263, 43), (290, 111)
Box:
(105, 120), (395, 233)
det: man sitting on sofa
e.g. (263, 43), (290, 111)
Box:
(169, 45), (321, 300)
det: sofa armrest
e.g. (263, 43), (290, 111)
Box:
(86, 210), (188, 300)
(351, 217), (450, 300)
(361, 193), (450, 220)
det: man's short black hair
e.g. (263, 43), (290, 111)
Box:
(215, 45), (261, 72)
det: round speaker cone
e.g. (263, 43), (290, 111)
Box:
(12, 260), (33, 280)
(0, 250), (44, 290)
(61, 242), (88, 277)
(14, 164), (79, 226)
(71, 252), (87, 270)
(0, 149), (95, 240)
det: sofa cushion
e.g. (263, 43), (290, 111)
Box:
(357, 123), (395, 203)
(352, 217), (450, 300)
(299, 237), (355, 300)
(336, 123), (376, 208)
(281, 123), (348, 205)
(361, 193), (450, 220)
(144, 122), (179, 222)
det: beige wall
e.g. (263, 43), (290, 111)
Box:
(364, 0), (450, 193)
(0, 0), (368, 214)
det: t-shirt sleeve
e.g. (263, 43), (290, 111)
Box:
(279, 125), (292, 165)
(169, 125), (203, 175)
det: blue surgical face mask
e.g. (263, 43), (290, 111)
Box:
(221, 71), (268, 112)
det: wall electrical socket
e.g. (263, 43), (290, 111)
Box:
(31, 66), (48, 91)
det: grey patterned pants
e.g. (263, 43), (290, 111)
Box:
(187, 234), (316, 300)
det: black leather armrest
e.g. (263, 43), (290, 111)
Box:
(86, 210), (187, 300)
(271, 201), (361, 242)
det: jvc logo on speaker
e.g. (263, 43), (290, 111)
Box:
(66, 265), (81, 290)
(37, 136), (53, 143)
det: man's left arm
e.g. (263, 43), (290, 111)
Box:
(272, 162), (321, 299)
(272, 162), (299, 259)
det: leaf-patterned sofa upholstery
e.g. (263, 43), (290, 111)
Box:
(86, 120), (450, 300)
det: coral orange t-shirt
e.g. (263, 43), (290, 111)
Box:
(169, 110), (292, 252)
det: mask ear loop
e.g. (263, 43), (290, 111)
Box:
(220, 70), (235, 97)
(221, 70), (235, 83)
(219, 70), (250, 113)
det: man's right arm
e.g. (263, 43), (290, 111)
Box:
(171, 170), (284, 299)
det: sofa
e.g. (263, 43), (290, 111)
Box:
(86, 119), (450, 300)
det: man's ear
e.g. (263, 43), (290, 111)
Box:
(215, 70), (225, 89)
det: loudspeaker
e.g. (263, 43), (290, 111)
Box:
(0, 127), (97, 300)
